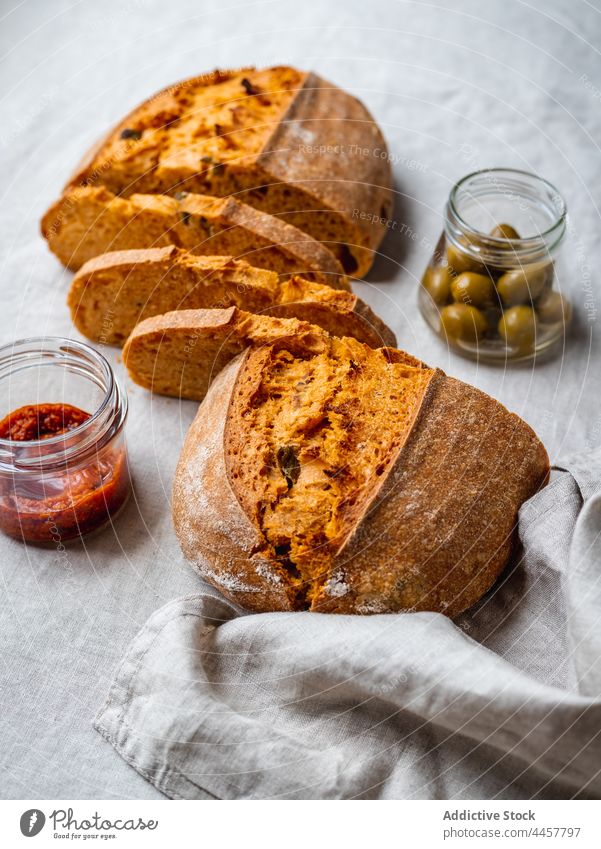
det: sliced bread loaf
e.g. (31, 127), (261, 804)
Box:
(172, 329), (549, 616)
(69, 246), (394, 347)
(56, 66), (393, 277)
(42, 185), (345, 285)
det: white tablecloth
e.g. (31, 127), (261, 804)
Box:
(1, 0), (600, 799)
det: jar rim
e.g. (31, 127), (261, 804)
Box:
(0, 336), (114, 447)
(0, 337), (127, 472)
(447, 167), (567, 259)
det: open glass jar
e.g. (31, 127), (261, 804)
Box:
(0, 338), (130, 543)
(419, 168), (571, 361)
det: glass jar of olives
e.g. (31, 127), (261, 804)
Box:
(419, 168), (571, 361)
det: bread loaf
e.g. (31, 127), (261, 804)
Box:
(52, 66), (393, 277)
(73, 246), (394, 348)
(171, 325), (549, 616)
(42, 186), (345, 285)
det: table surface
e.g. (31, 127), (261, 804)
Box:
(1, 0), (600, 799)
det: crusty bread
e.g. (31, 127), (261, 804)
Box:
(53, 66), (393, 277)
(171, 332), (549, 616)
(42, 186), (345, 285)
(71, 246), (394, 348)
(122, 305), (406, 401)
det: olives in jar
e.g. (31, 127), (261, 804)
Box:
(498, 306), (537, 353)
(422, 265), (452, 305)
(496, 266), (548, 307)
(446, 240), (484, 275)
(440, 303), (488, 343)
(418, 169), (569, 361)
(490, 222), (521, 240)
(450, 272), (495, 308)
(535, 290), (571, 325)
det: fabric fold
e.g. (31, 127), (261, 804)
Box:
(95, 456), (601, 799)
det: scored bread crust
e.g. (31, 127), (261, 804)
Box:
(70, 246), (394, 348)
(314, 373), (549, 617)
(172, 352), (298, 611)
(55, 66), (393, 277)
(121, 302), (398, 401)
(172, 341), (549, 617)
(41, 185), (346, 286)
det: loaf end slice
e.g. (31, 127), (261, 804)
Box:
(42, 185), (346, 287)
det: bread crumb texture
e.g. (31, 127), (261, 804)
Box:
(225, 336), (434, 609)
(86, 68), (304, 194)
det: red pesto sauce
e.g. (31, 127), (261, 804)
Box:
(0, 403), (91, 441)
(0, 403), (129, 542)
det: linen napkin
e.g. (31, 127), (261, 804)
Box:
(94, 450), (601, 799)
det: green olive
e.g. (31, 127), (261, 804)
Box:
(446, 241), (484, 275)
(496, 266), (548, 307)
(498, 306), (537, 353)
(451, 272), (495, 308)
(483, 305), (503, 333)
(440, 303), (488, 343)
(490, 223), (521, 240)
(535, 290), (571, 325)
(422, 265), (452, 305)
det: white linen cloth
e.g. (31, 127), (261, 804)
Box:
(94, 456), (601, 799)
(1, 0), (601, 799)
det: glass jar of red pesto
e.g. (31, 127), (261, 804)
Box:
(0, 338), (131, 544)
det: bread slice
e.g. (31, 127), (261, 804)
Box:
(69, 246), (394, 348)
(172, 333), (550, 617)
(122, 306), (413, 401)
(55, 66), (393, 277)
(122, 307), (323, 401)
(42, 185), (345, 285)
